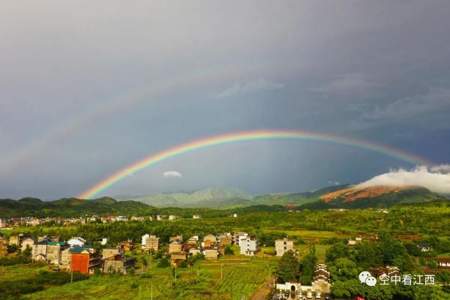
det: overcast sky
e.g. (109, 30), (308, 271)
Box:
(1, 1), (450, 199)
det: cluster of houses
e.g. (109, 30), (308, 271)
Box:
(0, 234), (135, 275)
(141, 232), (258, 266)
(0, 213), (238, 229)
(0, 231), (260, 273)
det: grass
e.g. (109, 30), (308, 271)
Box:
(21, 255), (276, 300)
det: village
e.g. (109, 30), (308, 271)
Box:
(0, 226), (337, 299)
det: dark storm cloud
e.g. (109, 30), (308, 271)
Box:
(1, 1), (449, 198)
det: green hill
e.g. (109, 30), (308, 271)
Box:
(0, 197), (153, 218)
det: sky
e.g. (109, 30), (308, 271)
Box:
(1, 1), (450, 199)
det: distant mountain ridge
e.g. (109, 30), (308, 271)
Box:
(1, 184), (448, 217)
(302, 185), (448, 209)
(118, 187), (252, 208)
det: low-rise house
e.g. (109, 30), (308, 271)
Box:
(275, 238), (294, 257)
(192, 214), (201, 219)
(170, 253), (187, 267)
(186, 236), (199, 246)
(32, 242), (48, 262)
(103, 255), (136, 274)
(9, 235), (20, 246)
(170, 235), (183, 243)
(47, 242), (66, 265)
(239, 237), (257, 256)
(60, 247), (72, 270)
(438, 257), (450, 268)
(218, 233), (232, 247)
(202, 234), (217, 249)
(233, 232), (248, 245)
(70, 247), (101, 275)
(203, 249), (218, 260)
(119, 240), (134, 252)
(141, 234), (159, 252)
(168, 215), (177, 221)
(370, 265), (400, 278)
(21, 237), (35, 252)
(102, 248), (122, 260)
(189, 248), (202, 256)
(169, 241), (183, 254)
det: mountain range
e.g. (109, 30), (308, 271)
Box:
(1, 185), (448, 217)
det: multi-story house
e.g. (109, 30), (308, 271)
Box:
(275, 238), (294, 256)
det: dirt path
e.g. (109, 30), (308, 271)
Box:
(250, 276), (274, 300)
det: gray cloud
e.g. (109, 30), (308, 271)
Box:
(1, 1), (450, 198)
(216, 79), (284, 99)
(311, 73), (379, 97)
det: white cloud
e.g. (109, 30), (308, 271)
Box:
(216, 79), (284, 98)
(358, 165), (450, 194)
(163, 171), (183, 178)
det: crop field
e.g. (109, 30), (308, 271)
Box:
(19, 256), (276, 300)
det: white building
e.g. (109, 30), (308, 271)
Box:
(239, 237), (257, 256)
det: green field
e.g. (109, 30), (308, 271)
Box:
(16, 256), (275, 300)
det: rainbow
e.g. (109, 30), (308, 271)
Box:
(78, 129), (430, 199)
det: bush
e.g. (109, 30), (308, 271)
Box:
(157, 257), (170, 268)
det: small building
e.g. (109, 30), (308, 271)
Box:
(189, 248), (202, 256)
(47, 242), (65, 265)
(186, 236), (199, 246)
(60, 248), (72, 270)
(202, 234), (217, 249)
(119, 240), (134, 252)
(438, 257), (450, 269)
(170, 235), (183, 243)
(141, 234), (159, 252)
(102, 248), (122, 260)
(192, 214), (201, 219)
(21, 237), (35, 252)
(233, 232), (248, 245)
(203, 249), (218, 260)
(275, 238), (294, 257)
(275, 265), (331, 299)
(218, 233), (232, 247)
(32, 243), (48, 262)
(170, 253), (187, 267)
(169, 241), (183, 254)
(70, 247), (101, 275)
(9, 235), (20, 246)
(168, 215), (177, 221)
(103, 255), (136, 274)
(239, 237), (257, 256)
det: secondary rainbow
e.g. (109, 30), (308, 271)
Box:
(78, 129), (430, 199)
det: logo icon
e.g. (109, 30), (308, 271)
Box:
(359, 271), (377, 286)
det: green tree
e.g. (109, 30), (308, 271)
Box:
(276, 250), (299, 283)
(300, 246), (317, 284)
